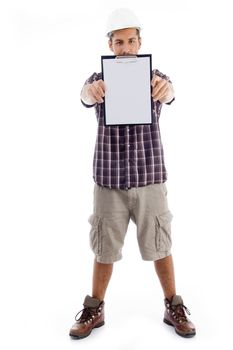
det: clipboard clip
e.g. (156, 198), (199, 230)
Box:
(116, 55), (137, 63)
(116, 55), (137, 59)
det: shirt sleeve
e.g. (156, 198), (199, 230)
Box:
(152, 69), (171, 82)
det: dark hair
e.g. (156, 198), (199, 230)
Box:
(108, 28), (141, 41)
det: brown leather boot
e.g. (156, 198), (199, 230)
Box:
(69, 295), (105, 339)
(163, 295), (196, 338)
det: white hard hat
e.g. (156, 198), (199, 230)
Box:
(106, 8), (142, 37)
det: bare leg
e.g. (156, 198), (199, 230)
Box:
(154, 255), (176, 300)
(92, 258), (113, 301)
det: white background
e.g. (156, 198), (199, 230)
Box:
(0, 0), (233, 349)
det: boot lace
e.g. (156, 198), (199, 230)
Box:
(75, 306), (100, 325)
(169, 303), (191, 324)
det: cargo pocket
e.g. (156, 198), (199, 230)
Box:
(155, 211), (173, 252)
(88, 214), (102, 256)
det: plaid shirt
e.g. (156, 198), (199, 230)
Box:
(81, 69), (173, 189)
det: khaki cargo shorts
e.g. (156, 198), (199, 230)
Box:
(88, 183), (173, 263)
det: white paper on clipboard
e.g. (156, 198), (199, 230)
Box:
(102, 55), (152, 126)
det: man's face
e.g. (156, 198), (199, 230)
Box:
(108, 28), (141, 56)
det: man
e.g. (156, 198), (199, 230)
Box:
(69, 8), (196, 339)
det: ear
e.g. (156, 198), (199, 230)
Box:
(138, 37), (142, 49)
(108, 39), (114, 52)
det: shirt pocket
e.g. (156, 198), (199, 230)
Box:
(88, 214), (102, 256)
(155, 211), (173, 252)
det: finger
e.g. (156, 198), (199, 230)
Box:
(152, 81), (168, 98)
(151, 75), (162, 87)
(152, 84), (169, 101)
(89, 85), (104, 103)
(93, 82), (105, 98)
(94, 86), (105, 99)
(152, 88), (168, 101)
(154, 79), (167, 92)
(93, 81), (105, 97)
(98, 80), (106, 93)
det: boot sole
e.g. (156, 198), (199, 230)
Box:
(163, 318), (196, 338)
(69, 321), (105, 339)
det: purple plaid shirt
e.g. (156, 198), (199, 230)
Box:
(81, 69), (173, 189)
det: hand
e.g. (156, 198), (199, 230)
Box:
(151, 75), (174, 103)
(85, 79), (106, 104)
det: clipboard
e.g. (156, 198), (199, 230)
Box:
(101, 54), (153, 126)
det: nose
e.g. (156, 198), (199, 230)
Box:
(122, 44), (131, 55)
